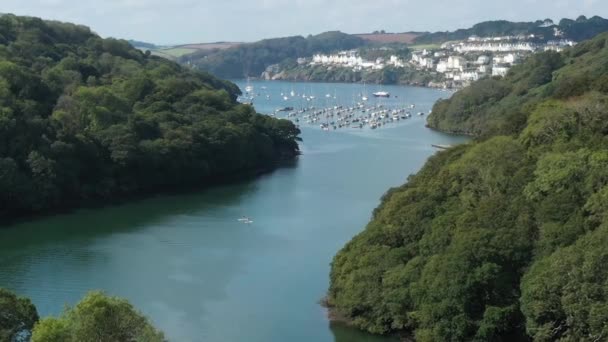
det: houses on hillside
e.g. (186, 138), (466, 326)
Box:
(310, 50), (406, 71)
(409, 34), (577, 87)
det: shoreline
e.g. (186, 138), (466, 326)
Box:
(0, 155), (300, 229)
(240, 77), (463, 91)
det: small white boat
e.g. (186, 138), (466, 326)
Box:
(373, 91), (390, 98)
(238, 217), (253, 224)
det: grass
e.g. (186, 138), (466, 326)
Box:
(156, 47), (198, 58)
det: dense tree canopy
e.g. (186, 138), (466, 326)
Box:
(0, 14), (300, 222)
(329, 33), (608, 341)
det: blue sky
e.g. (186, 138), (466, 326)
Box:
(3, 0), (608, 45)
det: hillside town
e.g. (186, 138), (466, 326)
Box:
(409, 35), (576, 87)
(260, 31), (577, 88)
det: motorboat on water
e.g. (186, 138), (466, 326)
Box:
(373, 91), (390, 98)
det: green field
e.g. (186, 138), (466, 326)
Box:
(149, 47), (198, 60)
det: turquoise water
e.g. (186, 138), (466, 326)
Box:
(0, 81), (466, 341)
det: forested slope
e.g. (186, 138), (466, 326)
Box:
(0, 15), (300, 222)
(328, 33), (608, 341)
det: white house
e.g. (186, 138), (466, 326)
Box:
(389, 55), (405, 67)
(461, 70), (480, 81)
(492, 65), (510, 77)
(447, 56), (466, 71)
(436, 60), (449, 73)
(455, 42), (536, 53)
(421, 57), (435, 69)
(503, 53), (519, 64)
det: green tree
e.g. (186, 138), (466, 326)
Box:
(32, 291), (165, 342)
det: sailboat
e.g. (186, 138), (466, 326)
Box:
(361, 82), (369, 101)
(244, 77), (253, 93)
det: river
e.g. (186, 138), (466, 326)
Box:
(0, 81), (467, 342)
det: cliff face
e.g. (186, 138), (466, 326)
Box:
(328, 33), (608, 342)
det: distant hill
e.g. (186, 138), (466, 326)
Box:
(127, 39), (158, 50)
(135, 41), (244, 61)
(181, 31), (367, 79)
(415, 15), (608, 44)
(178, 42), (243, 51)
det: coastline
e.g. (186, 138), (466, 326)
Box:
(240, 77), (466, 93)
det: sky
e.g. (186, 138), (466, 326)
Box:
(3, 0), (608, 45)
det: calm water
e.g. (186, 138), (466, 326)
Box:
(0, 81), (466, 342)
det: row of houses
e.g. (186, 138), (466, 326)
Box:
(310, 51), (406, 70)
(412, 51), (520, 80)
(454, 41), (536, 53)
